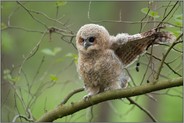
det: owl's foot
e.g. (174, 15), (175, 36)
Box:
(121, 81), (128, 88)
(83, 94), (92, 101)
(83, 86), (100, 101)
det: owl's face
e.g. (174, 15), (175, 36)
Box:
(76, 24), (110, 53)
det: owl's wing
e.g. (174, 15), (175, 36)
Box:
(110, 29), (176, 66)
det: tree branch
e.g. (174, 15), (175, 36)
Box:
(60, 87), (84, 105)
(126, 97), (157, 122)
(37, 77), (182, 122)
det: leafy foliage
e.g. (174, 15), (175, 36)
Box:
(56, 1), (67, 7)
(141, 7), (160, 18)
(50, 74), (58, 82)
(65, 53), (78, 64)
(174, 14), (182, 26)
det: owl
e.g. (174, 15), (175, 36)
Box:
(76, 24), (176, 98)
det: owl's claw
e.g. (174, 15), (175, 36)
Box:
(83, 94), (92, 101)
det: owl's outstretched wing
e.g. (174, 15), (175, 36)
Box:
(110, 29), (176, 66)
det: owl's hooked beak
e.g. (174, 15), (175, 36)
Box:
(83, 40), (93, 49)
(83, 37), (95, 49)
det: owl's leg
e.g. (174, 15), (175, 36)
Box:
(104, 82), (122, 91)
(104, 77), (130, 91)
(120, 74), (130, 88)
(121, 81), (128, 88)
(83, 86), (100, 100)
(120, 78), (129, 88)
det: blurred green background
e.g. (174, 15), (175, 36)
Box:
(1, 1), (182, 122)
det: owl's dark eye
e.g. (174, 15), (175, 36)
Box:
(88, 37), (95, 43)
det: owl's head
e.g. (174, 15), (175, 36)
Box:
(76, 24), (110, 53)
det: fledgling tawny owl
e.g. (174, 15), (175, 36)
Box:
(76, 24), (175, 97)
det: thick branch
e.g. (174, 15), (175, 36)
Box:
(37, 77), (182, 122)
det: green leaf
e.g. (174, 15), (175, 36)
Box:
(173, 14), (182, 27)
(53, 47), (62, 54)
(174, 21), (182, 27)
(41, 48), (55, 56)
(41, 47), (61, 56)
(50, 74), (58, 82)
(174, 14), (182, 20)
(175, 43), (182, 51)
(56, 1), (67, 7)
(141, 7), (160, 18)
(141, 7), (150, 14)
(3, 69), (12, 81)
(11, 76), (20, 82)
(65, 53), (73, 57)
(149, 11), (159, 18)
(3, 69), (19, 82)
(65, 53), (78, 63)
(172, 30), (182, 38)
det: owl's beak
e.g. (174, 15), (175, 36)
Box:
(83, 39), (93, 49)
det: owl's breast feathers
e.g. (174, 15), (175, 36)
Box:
(78, 49), (123, 91)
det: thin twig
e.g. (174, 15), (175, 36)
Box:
(87, 106), (94, 122)
(140, 45), (154, 85)
(17, 1), (48, 29)
(13, 93), (22, 122)
(124, 68), (136, 87)
(145, 94), (158, 102)
(87, 1), (181, 28)
(163, 2), (171, 18)
(12, 114), (34, 122)
(126, 97), (157, 122)
(166, 2), (180, 22)
(151, 91), (182, 99)
(18, 30), (47, 75)
(139, 2), (150, 33)
(155, 33), (183, 80)
(60, 87), (85, 105)
(158, 41), (183, 53)
(146, 52), (182, 77)
(31, 56), (45, 87)
(157, 1), (179, 28)
(2, 25), (45, 33)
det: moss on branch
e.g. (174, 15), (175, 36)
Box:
(37, 77), (183, 122)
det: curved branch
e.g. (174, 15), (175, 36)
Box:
(12, 114), (34, 122)
(60, 87), (84, 105)
(37, 77), (182, 122)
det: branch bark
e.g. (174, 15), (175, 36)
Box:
(37, 77), (183, 122)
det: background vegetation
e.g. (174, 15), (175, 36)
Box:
(1, 1), (183, 122)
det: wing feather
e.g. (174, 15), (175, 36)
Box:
(114, 37), (152, 66)
(111, 29), (176, 66)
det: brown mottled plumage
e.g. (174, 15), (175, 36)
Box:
(76, 24), (176, 97)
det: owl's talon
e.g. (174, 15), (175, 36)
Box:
(83, 95), (91, 101)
